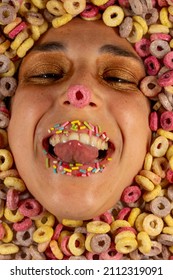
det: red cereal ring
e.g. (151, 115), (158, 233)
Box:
(18, 198), (42, 217)
(140, 76), (161, 97)
(117, 0), (130, 8)
(0, 222), (5, 240)
(150, 196), (171, 217)
(116, 207), (131, 220)
(99, 243), (123, 260)
(99, 0), (116, 10)
(149, 111), (158, 131)
(134, 38), (151, 57)
(52, 223), (63, 240)
(6, 188), (19, 210)
(163, 51), (173, 69)
(166, 169), (173, 183)
(160, 111), (173, 131)
(150, 40), (170, 59)
(60, 236), (72, 257)
(144, 56), (160, 76)
(45, 247), (57, 260)
(0, 4), (16, 25)
(0, 77), (17, 97)
(115, 226), (137, 235)
(80, 3), (99, 18)
(121, 185), (141, 203)
(13, 217), (33, 232)
(90, 233), (111, 254)
(150, 33), (171, 41)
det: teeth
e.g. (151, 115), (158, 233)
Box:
(49, 132), (108, 150)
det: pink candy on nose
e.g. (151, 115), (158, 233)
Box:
(67, 85), (91, 108)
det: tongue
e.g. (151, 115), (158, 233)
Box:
(54, 140), (98, 164)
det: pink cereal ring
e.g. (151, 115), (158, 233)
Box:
(93, 211), (113, 224)
(18, 198), (42, 217)
(67, 85), (91, 108)
(160, 111), (173, 131)
(134, 38), (151, 58)
(121, 185), (141, 204)
(158, 0), (168, 6)
(150, 33), (171, 41)
(45, 247), (57, 260)
(60, 236), (72, 257)
(8, 21), (27, 39)
(158, 70), (173, 87)
(115, 226), (137, 235)
(99, 243), (123, 260)
(85, 251), (100, 260)
(0, 223), (5, 240)
(149, 111), (158, 131)
(80, 4), (99, 18)
(163, 51), (173, 69)
(6, 188), (19, 210)
(116, 207), (131, 220)
(13, 217), (33, 232)
(117, 0), (130, 8)
(166, 169), (173, 183)
(144, 56), (160, 76)
(52, 223), (63, 240)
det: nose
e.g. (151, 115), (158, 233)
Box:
(66, 85), (92, 108)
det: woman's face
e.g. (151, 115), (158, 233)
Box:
(8, 18), (151, 221)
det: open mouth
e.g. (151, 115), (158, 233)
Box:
(42, 120), (115, 176)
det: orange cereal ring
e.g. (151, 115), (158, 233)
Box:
(143, 214), (164, 236)
(68, 232), (85, 256)
(50, 240), (63, 259)
(102, 5), (124, 27)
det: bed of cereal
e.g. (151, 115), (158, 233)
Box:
(1, 0), (173, 260)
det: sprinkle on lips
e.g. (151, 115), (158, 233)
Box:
(42, 85), (114, 176)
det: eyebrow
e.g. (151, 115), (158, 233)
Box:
(31, 42), (67, 52)
(99, 44), (142, 62)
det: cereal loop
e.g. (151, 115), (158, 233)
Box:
(68, 233), (85, 256)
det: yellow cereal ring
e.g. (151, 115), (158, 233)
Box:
(163, 226), (173, 234)
(144, 152), (153, 171)
(128, 208), (141, 227)
(150, 136), (169, 157)
(143, 214), (164, 236)
(135, 175), (155, 191)
(133, 15), (148, 34)
(137, 231), (151, 254)
(38, 240), (50, 253)
(68, 233), (85, 256)
(80, 13), (102, 21)
(0, 40), (11, 54)
(164, 85), (173, 94)
(169, 156), (173, 171)
(35, 211), (55, 228)
(0, 200), (4, 218)
(52, 13), (73, 28)
(0, 129), (8, 148)
(11, 30), (29, 50)
(164, 214), (173, 227)
(102, 5), (124, 27)
(116, 237), (138, 254)
(33, 225), (54, 243)
(139, 170), (161, 185)
(50, 240), (63, 259)
(169, 246), (173, 254)
(86, 220), (110, 233)
(0, 243), (19, 255)
(3, 17), (22, 34)
(62, 219), (83, 227)
(1, 61), (16, 77)
(1, 222), (13, 243)
(153, 101), (161, 111)
(152, 157), (168, 178)
(63, 0), (86, 15)
(160, 7), (173, 28)
(142, 184), (162, 202)
(148, 24), (169, 34)
(0, 149), (13, 171)
(111, 220), (131, 233)
(4, 207), (24, 223)
(4, 176), (26, 192)
(19, 0), (38, 15)
(166, 145), (173, 160)
(46, 0), (66, 16)
(91, 0), (109, 5)
(38, 21), (49, 35)
(127, 21), (143, 43)
(168, 5), (173, 15)
(114, 231), (136, 243)
(157, 128), (173, 141)
(17, 37), (34, 58)
(85, 233), (95, 252)
(31, 0), (47, 9)
(30, 25), (41, 41)
(135, 212), (148, 232)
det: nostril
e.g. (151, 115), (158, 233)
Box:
(76, 91), (84, 100)
(64, 100), (70, 105)
(89, 102), (96, 107)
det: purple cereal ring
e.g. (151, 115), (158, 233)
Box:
(134, 38), (151, 58)
(99, 243), (123, 260)
(6, 188), (19, 210)
(142, 8), (159, 25)
(43, 9), (55, 23)
(163, 51), (173, 69)
(158, 93), (172, 111)
(157, 234), (173, 246)
(74, 226), (87, 234)
(13, 217), (33, 232)
(0, 4), (16, 25)
(0, 55), (10, 74)
(160, 111), (173, 131)
(167, 185), (173, 201)
(150, 196), (171, 217)
(150, 33), (171, 42)
(18, 198), (42, 217)
(166, 169), (173, 183)
(121, 185), (141, 203)
(80, 3), (99, 18)
(149, 111), (158, 131)
(26, 12), (44, 26)
(2, 0), (20, 12)
(144, 56), (160, 76)
(0, 77), (17, 97)
(116, 207), (131, 220)
(15, 225), (35, 247)
(153, 245), (170, 260)
(15, 246), (32, 260)
(144, 241), (162, 257)
(0, 223), (5, 240)
(150, 40), (171, 59)
(29, 244), (46, 260)
(69, 255), (87, 260)
(140, 76), (161, 98)
(128, 0), (143, 14)
(119, 17), (133, 38)
(90, 233), (111, 254)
